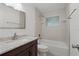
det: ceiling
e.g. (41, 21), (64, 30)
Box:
(32, 3), (67, 14)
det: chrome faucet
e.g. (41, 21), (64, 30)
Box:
(12, 33), (17, 40)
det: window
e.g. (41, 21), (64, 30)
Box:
(46, 16), (59, 27)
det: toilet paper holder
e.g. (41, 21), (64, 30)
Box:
(72, 44), (79, 49)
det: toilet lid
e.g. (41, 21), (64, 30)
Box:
(38, 44), (48, 49)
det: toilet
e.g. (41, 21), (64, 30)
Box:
(38, 44), (48, 56)
(37, 34), (48, 56)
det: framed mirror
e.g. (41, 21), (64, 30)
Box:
(0, 3), (26, 29)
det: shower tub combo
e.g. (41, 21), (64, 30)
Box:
(39, 39), (69, 56)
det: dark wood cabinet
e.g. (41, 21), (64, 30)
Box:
(0, 40), (37, 56)
(29, 44), (37, 56)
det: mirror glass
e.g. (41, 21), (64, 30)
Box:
(0, 3), (26, 29)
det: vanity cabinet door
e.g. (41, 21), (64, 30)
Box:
(16, 49), (30, 56)
(29, 44), (37, 56)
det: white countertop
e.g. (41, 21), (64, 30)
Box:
(0, 36), (38, 55)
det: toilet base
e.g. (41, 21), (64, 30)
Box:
(38, 44), (48, 56)
(38, 52), (47, 56)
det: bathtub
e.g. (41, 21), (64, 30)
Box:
(39, 39), (69, 56)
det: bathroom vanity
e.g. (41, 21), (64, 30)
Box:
(0, 37), (38, 56)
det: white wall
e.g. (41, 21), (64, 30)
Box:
(34, 8), (42, 37)
(22, 4), (36, 36)
(65, 4), (70, 46)
(41, 9), (66, 43)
